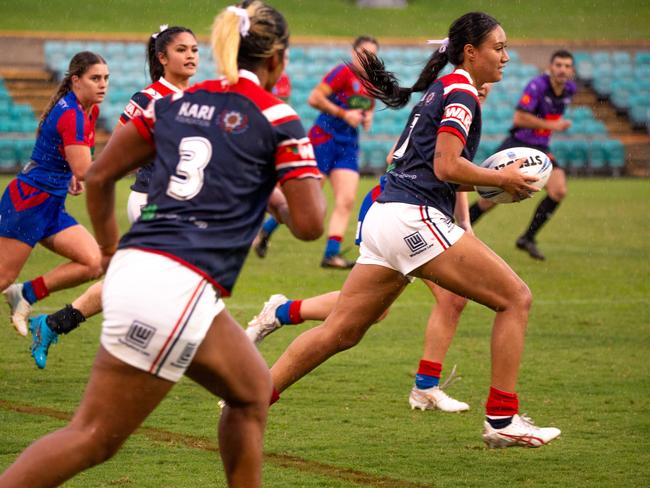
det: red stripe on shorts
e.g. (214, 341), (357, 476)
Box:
(149, 278), (206, 374)
(418, 206), (448, 250)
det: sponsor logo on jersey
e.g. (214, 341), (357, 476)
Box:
(176, 102), (216, 127)
(123, 101), (142, 119)
(218, 110), (249, 134)
(520, 94), (531, 106)
(348, 94), (373, 110)
(443, 103), (472, 134)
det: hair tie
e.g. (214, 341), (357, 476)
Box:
(426, 37), (449, 53)
(152, 24), (169, 39)
(227, 6), (251, 37)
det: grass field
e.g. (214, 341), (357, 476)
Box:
(0, 0), (649, 41)
(0, 175), (648, 486)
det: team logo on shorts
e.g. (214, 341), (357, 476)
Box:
(404, 231), (428, 253)
(218, 110), (249, 134)
(125, 321), (156, 350)
(171, 343), (197, 368)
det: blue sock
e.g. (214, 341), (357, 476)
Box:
(275, 300), (297, 325)
(415, 374), (440, 389)
(262, 216), (279, 235)
(324, 236), (341, 258)
(21, 281), (38, 305)
(415, 360), (441, 389)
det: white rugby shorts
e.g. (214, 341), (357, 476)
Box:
(126, 190), (148, 224)
(357, 201), (465, 276)
(101, 248), (225, 382)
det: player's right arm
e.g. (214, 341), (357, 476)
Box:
(512, 80), (571, 132)
(308, 65), (364, 128)
(513, 110), (571, 132)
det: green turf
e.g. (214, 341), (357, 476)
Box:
(0, 175), (649, 486)
(0, 0), (649, 40)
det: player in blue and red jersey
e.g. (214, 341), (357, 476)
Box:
(469, 50), (576, 260)
(0, 2), (324, 486)
(266, 12), (562, 449)
(0, 52), (108, 337)
(27, 25), (200, 370)
(253, 36), (378, 268)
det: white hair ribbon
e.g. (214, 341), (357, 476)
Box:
(426, 37), (449, 53)
(152, 24), (169, 39)
(227, 6), (251, 38)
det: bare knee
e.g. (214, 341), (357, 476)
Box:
(444, 295), (468, 319)
(327, 322), (368, 351)
(80, 253), (104, 281)
(334, 193), (355, 214)
(510, 281), (533, 314)
(548, 186), (567, 202)
(69, 423), (127, 466)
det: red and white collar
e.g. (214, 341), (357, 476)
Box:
(159, 76), (182, 93)
(453, 68), (474, 85)
(238, 69), (261, 85)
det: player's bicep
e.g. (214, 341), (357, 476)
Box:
(281, 177), (325, 240)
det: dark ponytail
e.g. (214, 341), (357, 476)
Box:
(147, 25), (195, 82)
(39, 51), (106, 134)
(350, 12), (500, 109)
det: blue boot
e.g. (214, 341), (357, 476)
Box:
(29, 315), (58, 369)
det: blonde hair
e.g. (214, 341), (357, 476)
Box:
(211, 1), (289, 84)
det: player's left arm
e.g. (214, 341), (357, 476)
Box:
(453, 191), (473, 234)
(85, 121), (155, 256)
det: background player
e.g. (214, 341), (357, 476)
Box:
(0, 2), (324, 486)
(28, 25), (199, 369)
(0, 52), (108, 336)
(469, 50), (576, 260)
(254, 35), (378, 268)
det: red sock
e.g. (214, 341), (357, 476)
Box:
(288, 300), (304, 325)
(31, 276), (49, 301)
(485, 386), (519, 417)
(270, 387), (280, 406)
(417, 360), (442, 378)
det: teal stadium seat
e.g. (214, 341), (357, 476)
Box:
(603, 139), (625, 171)
(588, 142), (607, 169)
(566, 139), (588, 168)
(0, 140), (16, 168)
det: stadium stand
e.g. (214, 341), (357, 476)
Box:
(0, 40), (634, 175)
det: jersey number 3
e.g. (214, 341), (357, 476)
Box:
(167, 136), (212, 200)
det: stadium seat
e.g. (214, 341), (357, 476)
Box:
(603, 139), (625, 170)
(587, 142), (607, 169)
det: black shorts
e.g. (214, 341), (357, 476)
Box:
(497, 136), (560, 168)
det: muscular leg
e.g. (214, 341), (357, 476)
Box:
(186, 308), (271, 488)
(420, 280), (467, 364)
(411, 233), (532, 392)
(0, 237), (32, 292)
(299, 291), (340, 321)
(521, 167), (566, 241)
(70, 281), (104, 319)
(326, 168), (359, 239)
(0, 347), (174, 487)
(271, 264), (408, 392)
(39, 225), (103, 293)
(468, 198), (497, 224)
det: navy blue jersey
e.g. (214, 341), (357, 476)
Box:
(378, 69), (481, 218)
(511, 73), (576, 148)
(120, 70), (321, 296)
(119, 77), (182, 193)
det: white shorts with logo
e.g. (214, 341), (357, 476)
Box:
(357, 201), (465, 277)
(126, 190), (148, 224)
(101, 248), (225, 382)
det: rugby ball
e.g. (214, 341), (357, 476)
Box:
(475, 147), (552, 204)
